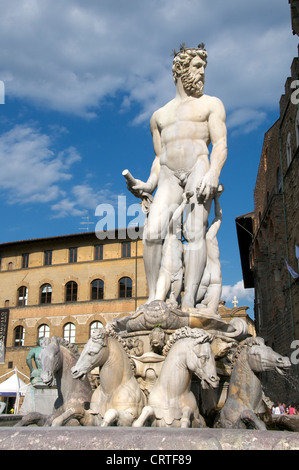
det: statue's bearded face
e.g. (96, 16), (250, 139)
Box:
(181, 56), (206, 98)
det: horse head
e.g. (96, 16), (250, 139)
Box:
(71, 328), (108, 380)
(245, 337), (291, 376)
(189, 331), (219, 390)
(40, 336), (62, 386)
(164, 327), (219, 390)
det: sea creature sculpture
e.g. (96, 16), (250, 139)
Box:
(133, 327), (219, 428)
(217, 336), (291, 429)
(71, 326), (146, 426)
(17, 337), (92, 426)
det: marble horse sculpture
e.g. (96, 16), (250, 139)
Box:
(71, 326), (146, 426)
(217, 337), (291, 430)
(17, 337), (92, 426)
(133, 327), (219, 428)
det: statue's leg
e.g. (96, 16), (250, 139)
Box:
(235, 410), (267, 430)
(182, 203), (207, 309)
(101, 409), (134, 427)
(180, 407), (194, 428)
(15, 412), (48, 427)
(155, 268), (171, 301)
(115, 410), (135, 427)
(195, 260), (209, 306)
(182, 163), (212, 310)
(132, 406), (155, 427)
(51, 404), (91, 426)
(144, 172), (183, 303)
(51, 407), (79, 426)
(182, 206), (211, 309)
(170, 270), (183, 304)
(101, 408), (119, 427)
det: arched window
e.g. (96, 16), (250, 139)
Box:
(119, 277), (132, 298)
(40, 283), (52, 304)
(14, 326), (25, 346)
(63, 323), (76, 343)
(17, 286), (28, 306)
(90, 321), (103, 336)
(38, 324), (50, 339)
(65, 281), (78, 302)
(91, 279), (104, 300)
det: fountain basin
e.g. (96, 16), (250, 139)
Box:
(0, 427), (298, 450)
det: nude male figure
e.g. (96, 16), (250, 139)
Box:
(129, 45), (227, 310)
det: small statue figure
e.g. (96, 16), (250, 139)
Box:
(126, 337), (144, 356)
(26, 338), (44, 385)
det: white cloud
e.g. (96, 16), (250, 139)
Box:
(0, 0), (296, 130)
(221, 280), (254, 306)
(0, 124), (81, 203)
(50, 198), (85, 219)
(226, 108), (267, 135)
(0, 123), (124, 218)
(51, 183), (121, 218)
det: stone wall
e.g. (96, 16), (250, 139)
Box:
(249, 50), (299, 403)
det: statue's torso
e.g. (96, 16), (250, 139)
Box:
(155, 95), (212, 171)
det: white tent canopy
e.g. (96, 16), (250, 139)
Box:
(0, 371), (28, 396)
(0, 368), (30, 413)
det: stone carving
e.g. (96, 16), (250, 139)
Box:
(71, 327), (146, 426)
(133, 327), (218, 428)
(17, 46), (295, 432)
(17, 337), (92, 427)
(126, 337), (144, 356)
(115, 300), (189, 332)
(149, 327), (166, 354)
(124, 43), (227, 314)
(132, 352), (165, 396)
(217, 337), (291, 430)
(112, 299), (247, 341)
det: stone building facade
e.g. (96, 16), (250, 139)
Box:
(0, 230), (147, 380)
(236, 46), (299, 401)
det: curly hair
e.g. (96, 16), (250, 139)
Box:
(172, 47), (208, 82)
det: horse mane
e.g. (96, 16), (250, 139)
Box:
(162, 326), (213, 356)
(52, 336), (80, 359)
(92, 324), (135, 372)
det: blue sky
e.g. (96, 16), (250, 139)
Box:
(0, 0), (298, 318)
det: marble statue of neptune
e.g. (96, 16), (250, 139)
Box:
(127, 45), (227, 313)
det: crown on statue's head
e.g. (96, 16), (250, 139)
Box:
(172, 43), (207, 59)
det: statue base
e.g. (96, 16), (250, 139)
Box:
(19, 383), (58, 416)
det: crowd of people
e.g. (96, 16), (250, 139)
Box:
(271, 402), (298, 415)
